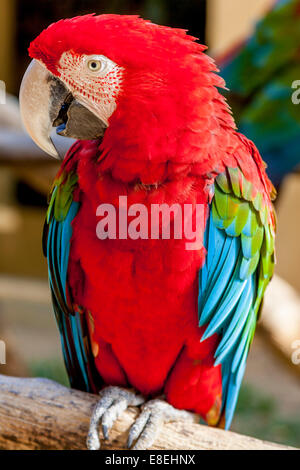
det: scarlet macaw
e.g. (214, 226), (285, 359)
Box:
(19, 14), (276, 449)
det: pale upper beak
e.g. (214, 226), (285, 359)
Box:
(19, 59), (107, 159)
(19, 60), (60, 158)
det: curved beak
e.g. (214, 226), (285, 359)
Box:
(19, 60), (107, 159)
(19, 60), (61, 158)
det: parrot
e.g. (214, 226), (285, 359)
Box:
(19, 14), (276, 450)
(217, 0), (300, 190)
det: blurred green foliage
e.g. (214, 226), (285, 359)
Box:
(29, 358), (69, 387)
(233, 384), (300, 448)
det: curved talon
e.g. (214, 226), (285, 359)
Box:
(102, 424), (109, 441)
(131, 410), (162, 450)
(127, 398), (196, 450)
(86, 386), (145, 450)
(127, 408), (151, 448)
(101, 397), (128, 439)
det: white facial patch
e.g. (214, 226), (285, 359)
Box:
(57, 51), (124, 126)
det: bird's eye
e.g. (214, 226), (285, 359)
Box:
(87, 59), (102, 72)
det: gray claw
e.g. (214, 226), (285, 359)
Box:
(86, 386), (145, 450)
(127, 409), (151, 448)
(102, 424), (109, 440)
(127, 399), (196, 450)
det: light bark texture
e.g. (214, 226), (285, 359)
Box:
(0, 374), (296, 450)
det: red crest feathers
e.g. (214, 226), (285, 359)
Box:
(29, 14), (206, 74)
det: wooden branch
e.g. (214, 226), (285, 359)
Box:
(0, 375), (295, 450)
(260, 275), (300, 377)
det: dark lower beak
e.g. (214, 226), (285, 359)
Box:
(50, 76), (107, 140)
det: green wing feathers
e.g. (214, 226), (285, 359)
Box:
(199, 165), (275, 427)
(212, 167), (275, 313)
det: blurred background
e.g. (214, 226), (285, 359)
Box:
(1, 0), (300, 448)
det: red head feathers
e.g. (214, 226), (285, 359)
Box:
(30, 14), (206, 73)
(29, 14), (236, 184)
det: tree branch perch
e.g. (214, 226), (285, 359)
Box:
(0, 375), (295, 450)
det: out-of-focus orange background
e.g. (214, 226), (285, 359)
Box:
(0, 0), (299, 448)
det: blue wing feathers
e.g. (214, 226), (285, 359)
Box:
(200, 237), (239, 325)
(46, 198), (100, 392)
(60, 202), (79, 300)
(199, 209), (258, 429)
(214, 278), (254, 362)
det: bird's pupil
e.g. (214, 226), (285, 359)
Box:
(91, 62), (97, 68)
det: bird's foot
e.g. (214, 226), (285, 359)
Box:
(127, 398), (196, 450)
(87, 385), (145, 450)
